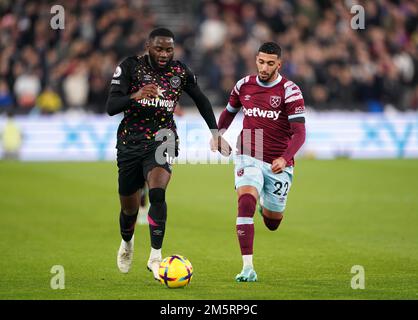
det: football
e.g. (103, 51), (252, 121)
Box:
(159, 255), (193, 288)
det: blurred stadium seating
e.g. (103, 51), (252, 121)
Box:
(195, 0), (418, 111)
(0, 0), (417, 114)
(1, 1), (417, 161)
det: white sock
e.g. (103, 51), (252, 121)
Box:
(242, 255), (253, 269)
(150, 248), (161, 260)
(123, 235), (134, 248)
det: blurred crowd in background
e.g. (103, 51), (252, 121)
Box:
(197, 0), (418, 111)
(0, 0), (158, 115)
(0, 0), (417, 115)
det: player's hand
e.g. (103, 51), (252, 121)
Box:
(210, 133), (232, 157)
(130, 84), (158, 101)
(271, 157), (287, 173)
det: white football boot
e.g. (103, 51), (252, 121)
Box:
(235, 266), (258, 282)
(117, 235), (134, 273)
(147, 249), (162, 281)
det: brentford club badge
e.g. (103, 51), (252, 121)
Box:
(270, 96), (281, 108)
(237, 168), (244, 177)
(170, 76), (181, 88)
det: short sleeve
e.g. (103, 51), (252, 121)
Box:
(226, 76), (249, 113)
(284, 81), (306, 121)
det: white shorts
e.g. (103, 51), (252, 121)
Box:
(234, 154), (294, 213)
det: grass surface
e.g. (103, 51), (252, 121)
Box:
(0, 160), (417, 299)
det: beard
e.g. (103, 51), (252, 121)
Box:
(258, 67), (278, 83)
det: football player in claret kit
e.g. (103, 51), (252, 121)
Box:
(211, 42), (306, 282)
(106, 28), (231, 280)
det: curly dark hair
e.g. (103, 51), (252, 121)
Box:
(258, 42), (282, 57)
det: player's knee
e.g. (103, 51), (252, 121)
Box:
(262, 214), (283, 231)
(149, 188), (165, 204)
(238, 193), (257, 217)
(120, 193), (140, 215)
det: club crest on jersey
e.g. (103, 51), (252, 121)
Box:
(244, 95), (251, 101)
(270, 96), (281, 108)
(170, 76), (181, 88)
(237, 168), (244, 177)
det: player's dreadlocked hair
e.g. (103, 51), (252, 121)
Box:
(149, 28), (175, 40)
(258, 42), (282, 57)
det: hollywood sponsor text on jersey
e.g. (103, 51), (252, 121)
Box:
(242, 107), (281, 120)
(137, 97), (176, 112)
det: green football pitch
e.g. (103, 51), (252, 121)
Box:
(0, 160), (417, 300)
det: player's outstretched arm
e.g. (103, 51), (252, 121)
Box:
(209, 104), (239, 154)
(217, 76), (243, 133)
(218, 104), (239, 132)
(185, 81), (231, 156)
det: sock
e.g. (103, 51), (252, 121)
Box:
(148, 188), (167, 250)
(123, 237), (134, 249)
(119, 209), (138, 242)
(242, 255), (253, 269)
(262, 215), (283, 231)
(150, 247), (162, 260)
(140, 190), (147, 207)
(236, 194), (257, 256)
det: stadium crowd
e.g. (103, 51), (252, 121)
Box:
(197, 0), (418, 111)
(0, 0), (165, 114)
(0, 0), (417, 115)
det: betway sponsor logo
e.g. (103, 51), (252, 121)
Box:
(138, 98), (175, 111)
(242, 107), (281, 120)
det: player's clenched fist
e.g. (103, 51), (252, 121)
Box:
(210, 133), (232, 157)
(130, 84), (158, 101)
(271, 157), (287, 173)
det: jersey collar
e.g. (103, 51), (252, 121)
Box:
(256, 73), (282, 88)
